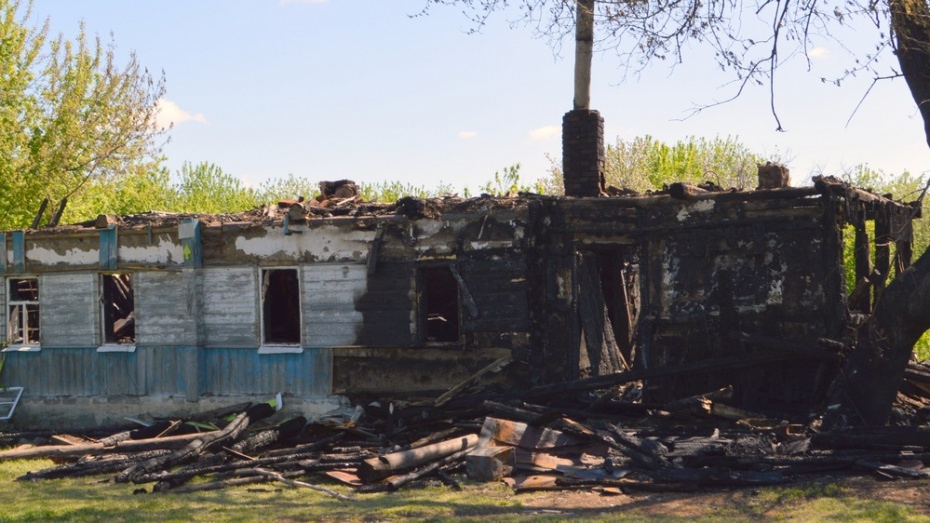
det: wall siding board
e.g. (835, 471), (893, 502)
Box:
(40, 273), (98, 348)
(1, 348), (142, 396)
(354, 262), (415, 347)
(142, 346), (187, 395)
(136, 271), (199, 347)
(302, 264), (366, 347)
(201, 347), (331, 396)
(203, 267), (259, 347)
(0, 273), (5, 345)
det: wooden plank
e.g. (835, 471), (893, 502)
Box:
(478, 417), (581, 450)
(434, 355), (512, 406)
(465, 446), (514, 482)
(136, 270), (200, 346)
(98, 227), (117, 270)
(202, 267), (259, 347)
(576, 252), (626, 376)
(357, 434), (479, 482)
(40, 273), (98, 347)
(303, 264), (366, 347)
(12, 231), (24, 274)
(852, 207), (872, 312)
(874, 206), (891, 308)
(30, 199), (49, 229)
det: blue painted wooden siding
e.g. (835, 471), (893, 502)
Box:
(99, 228), (117, 270)
(11, 231), (24, 273)
(1, 349), (141, 396)
(3, 345), (331, 398)
(202, 347), (331, 396)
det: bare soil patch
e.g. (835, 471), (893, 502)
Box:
(516, 476), (930, 519)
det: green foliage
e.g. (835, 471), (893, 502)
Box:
(358, 181), (434, 202)
(253, 176), (461, 205)
(65, 165), (176, 219)
(0, 0), (165, 229)
(254, 173), (321, 204)
(479, 163), (546, 196)
(546, 135), (766, 194)
(838, 164), (930, 360)
(172, 162), (259, 214)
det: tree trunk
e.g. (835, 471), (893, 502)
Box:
(573, 0), (595, 110)
(890, 0), (930, 148)
(834, 0), (930, 424)
(837, 247), (930, 424)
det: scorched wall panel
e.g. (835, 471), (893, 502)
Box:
(302, 264), (366, 347)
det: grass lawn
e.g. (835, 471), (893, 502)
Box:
(2, 457), (930, 522)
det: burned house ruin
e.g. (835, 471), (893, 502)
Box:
(0, 175), (918, 427)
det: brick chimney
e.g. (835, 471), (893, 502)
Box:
(562, 109), (605, 197)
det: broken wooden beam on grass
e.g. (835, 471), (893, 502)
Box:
(358, 448), (473, 493)
(357, 433), (479, 483)
(117, 410), (257, 483)
(465, 445), (515, 482)
(0, 431), (217, 461)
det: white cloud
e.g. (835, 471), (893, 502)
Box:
(808, 47), (829, 59)
(458, 131), (477, 139)
(156, 99), (206, 128)
(529, 125), (560, 141)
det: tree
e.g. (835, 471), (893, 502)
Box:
(422, 0), (930, 424)
(422, 1), (930, 142)
(545, 135), (766, 193)
(67, 165), (176, 219)
(173, 162), (259, 214)
(0, 0), (166, 229)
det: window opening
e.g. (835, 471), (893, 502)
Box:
(597, 248), (641, 367)
(421, 267), (460, 343)
(262, 268), (301, 344)
(8, 278), (39, 346)
(102, 274), (135, 344)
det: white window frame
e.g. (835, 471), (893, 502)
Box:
(97, 272), (136, 353)
(4, 276), (41, 352)
(258, 267), (304, 354)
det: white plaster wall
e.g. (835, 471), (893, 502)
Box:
(234, 226), (377, 262)
(27, 245), (97, 266)
(119, 236), (184, 265)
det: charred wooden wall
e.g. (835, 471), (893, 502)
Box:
(330, 211), (532, 395)
(538, 188), (850, 412)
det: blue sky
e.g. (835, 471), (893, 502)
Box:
(31, 0), (930, 193)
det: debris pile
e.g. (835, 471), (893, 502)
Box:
(6, 357), (930, 498)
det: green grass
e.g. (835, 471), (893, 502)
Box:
(1, 459), (929, 522)
(732, 482), (930, 522)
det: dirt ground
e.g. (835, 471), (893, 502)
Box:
(514, 475), (930, 519)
